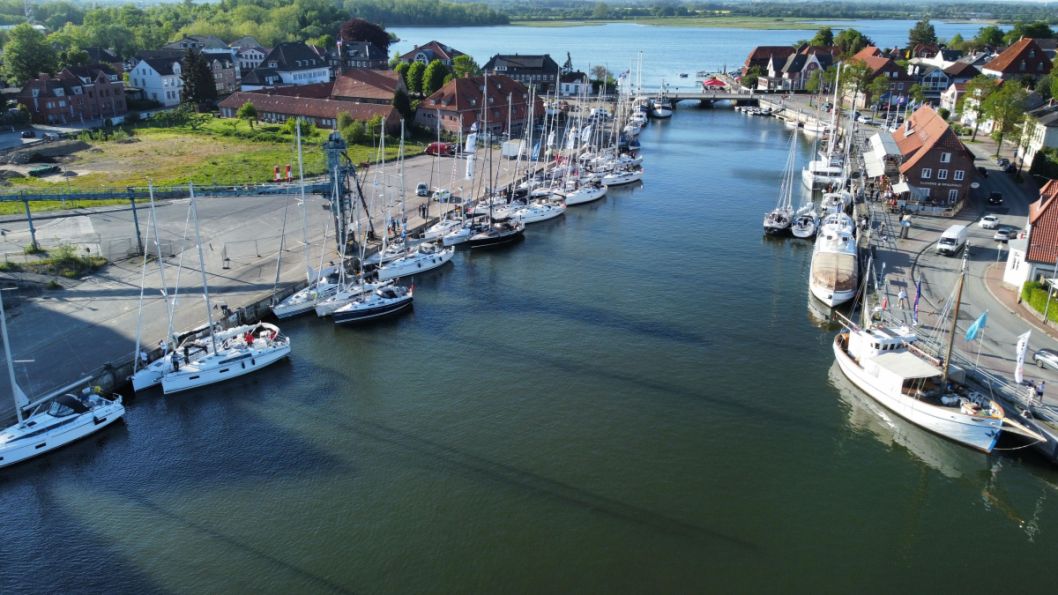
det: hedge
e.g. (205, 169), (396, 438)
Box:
(1021, 280), (1058, 323)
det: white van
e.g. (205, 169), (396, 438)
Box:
(936, 224), (968, 256)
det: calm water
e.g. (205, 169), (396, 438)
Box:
(3, 21), (1056, 592)
(392, 20), (990, 87)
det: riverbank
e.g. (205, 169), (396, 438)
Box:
(511, 16), (819, 29)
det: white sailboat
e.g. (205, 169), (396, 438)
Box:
(763, 133), (797, 236)
(809, 212), (858, 306)
(833, 268), (1009, 453)
(802, 65), (844, 189)
(377, 242), (454, 280)
(161, 186), (291, 394)
(0, 290), (125, 468)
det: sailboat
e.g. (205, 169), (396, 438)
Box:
(271, 122), (340, 318)
(161, 186), (291, 394)
(763, 133), (797, 236)
(808, 212), (858, 306)
(802, 64), (845, 190)
(833, 267), (1009, 453)
(332, 284), (414, 325)
(0, 290), (125, 468)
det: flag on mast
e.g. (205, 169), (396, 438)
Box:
(912, 280), (922, 324)
(965, 311), (988, 341)
(1015, 330), (1031, 384)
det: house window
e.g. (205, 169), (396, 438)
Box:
(921, 167), (932, 179)
(940, 152), (951, 163)
(948, 189), (959, 202)
(954, 169), (965, 181)
(938, 169), (948, 180)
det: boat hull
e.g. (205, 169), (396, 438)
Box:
(0, 401), (125, 468)
(333, 297), (413, 324)
(161, 343), (291, 394)
(377, 248), (454, 280)
(833, 335), (1002, 452)
(468, 229), (524, 249)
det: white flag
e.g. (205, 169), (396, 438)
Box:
(1015, 330), (1031, 384)
(464, 154), (475, 180)
(464, 133), (477, 153)
(566, 128), (577, 150)
(580, 124), (593, 143)
(546, 130), (555, 148)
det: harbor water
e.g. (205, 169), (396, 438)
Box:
(3, 21), (1055, 593)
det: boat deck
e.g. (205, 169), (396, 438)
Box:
(812, 252), (856, 292)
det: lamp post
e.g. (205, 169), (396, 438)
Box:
(1043, 252), (1058, 325)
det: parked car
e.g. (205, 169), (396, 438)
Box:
(997, 157), (1010, 167)
(988, 191), (1003, 205)
(1033, 348), (1058, 371)
(425, 142), (455, 157)
(20, 129), (34, 138)
(993, 228), (1014, 242)
(977, 166), (989, 177)
(416, 182), (429, 197)
(431, 189), (453, 203)
(42, 132), (60, 141)
(979, 214), (1000, 229)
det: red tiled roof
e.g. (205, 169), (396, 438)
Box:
(852, 46), (883, 61)
(218, 91), (397, 122)
(417, 74), (543, 130)
(983, 38), (1048, 74)
(893, 105), (973, 174)
(331, 69), (401, 101)
(259, 82), (334, 99)
(1028, 180), (1058, 264)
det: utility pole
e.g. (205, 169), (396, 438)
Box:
(1043, 251), (1058, 325)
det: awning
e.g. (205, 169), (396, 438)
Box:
(869, 131), (899, 157)
(701, 78), (727, 88)
(892, 181), (910, 194)
(863, 150), (887, 178)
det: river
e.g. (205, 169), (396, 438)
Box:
(2, 21), (1055, 594)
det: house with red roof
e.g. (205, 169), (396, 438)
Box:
(982, 38), (1052, 80)
(399, 41), (466, 67)
(847, 47), (914, 109)
(891, 105), (976, 207)
(741, 46), (796, 77)
(19, 65), (127, 124)
(218, 85), (400, 133)
(414, 74), (543, 136)
(1003, 180), (1058, 288)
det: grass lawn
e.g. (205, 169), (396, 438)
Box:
(512, 16), (819, 29)
(0, 116), (424, 209)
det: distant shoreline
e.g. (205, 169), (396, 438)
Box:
(501, 17), (999, 30)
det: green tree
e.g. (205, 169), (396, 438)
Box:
(867, 76), (890, 112)
(908, 17), (937, 48)
(805, 69), (822, 94)
(394, 62), (410, 88)
(810, 26), (834, 48)
(337, 111), (354, 131)
(743, 65), (763, 89)
(236, 101), (257, 129)
(422, 59), (449, 96)
(1005, 21), (1054, 45)
(840, 60), (873, 108)
(392, 89), (413, 121)
(591, 2), (609, 19)
(452, 54), (480, 78)
(960, 75), (996, 141)
(2, 23), (58, 84)
(909, 83), (925, 106)
(388, 51), (401, 69)
(343, 120), (366, 145)
(973, 25), (1005, 49)
(406, 60), (426, 95)
(58, 48), (90, 70)
(180, 49), (217, 106)
(834, 28), (872, 57)
(982, 81), (1029, 157)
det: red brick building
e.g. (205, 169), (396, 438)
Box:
(17, 65), (127, 125)
(893, 105), (975, 205)
(982, 38), (1053, 80)
(218, 90), (400, 134)
(849, 46), (914, 109)
(414, 74), (543, 136)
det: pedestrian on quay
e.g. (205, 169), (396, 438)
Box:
(898, 288), (909, 309)
(1037, 381), (1046, 404)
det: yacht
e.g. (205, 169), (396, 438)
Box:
(333, 285), (414, 325)
(161, 323), (291, 394)
(377, 242), (454, 281)
(809, 213), (858, 307)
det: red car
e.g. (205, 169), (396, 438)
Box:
(425, 142), (455, 157)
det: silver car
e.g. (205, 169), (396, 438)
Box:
(1034, 348), (1058, 371)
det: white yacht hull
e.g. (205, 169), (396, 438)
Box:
(272, 283), (338, 319)
(833, 336), (1002, 452)
(601, 170), (643, 186)
(810, 282), (856, 307)
(423, 219), (463, 241)
(162, 343), (291, 394)
(0, 400), (125, 468)
(563, 185), (607, 205)
(377, 246), (454, 280)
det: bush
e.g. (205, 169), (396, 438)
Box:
(938, 107), (950, 120)
(1022, 280), (1058, 323)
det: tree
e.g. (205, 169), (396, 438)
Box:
(394, 62), (410, 88)
(2, 23), (58, 84)
(961, 75), (996, 141)
(743, 65), (763, 90)
(1005, 21), (1054, 46)
(810, 26), (834, 48)
(868, 76), (890, 112)
(339, 18), (390, 53)
(947, 33), (967, 52)
(236, 101), (257, 129)
(973, 25), (1005, 49)
(180, 49), (217, 107)
(406, 61), (426, 96)
(452, 54), (480, 78)
(908, 18), (937, 49)
(983, 81), (1029, 157)
(591, 2), (609, 19)
(343, 120), (366, 145)
(840, 60), (873, 108)
(422, 60), (449, 96)
(58, 48), (89, 70)
(805, 69), (822, 94)
(908, 83), (925, 106)
(388, 51), (401, 69)
(392, 89), (412, 121)
(834, 28), (872, 58)
(337, 111), (354, 131)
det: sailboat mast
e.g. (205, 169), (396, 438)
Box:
(0, 289), (28, 422)
(189, 184), (219, 353)
(942, 266), (966, 384)
(296, 120), (311, 284)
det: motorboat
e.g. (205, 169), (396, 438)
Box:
(377, 242), (454, 280)
(161, 323), (291, 394)
(333, 285), (414, 325)
(809, 213), (858, 307)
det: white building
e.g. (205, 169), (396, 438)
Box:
(1017, 102), (1058, 171)
(240, 42), (330, 91)
(129, 58), (183, 107)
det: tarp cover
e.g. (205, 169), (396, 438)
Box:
(863, 150), (887, 178)
(872, 350), (940, 380)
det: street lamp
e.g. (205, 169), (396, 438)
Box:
(1044, 252), (1058, 325)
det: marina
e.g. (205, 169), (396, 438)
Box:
(3, 18), (1058, 593)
